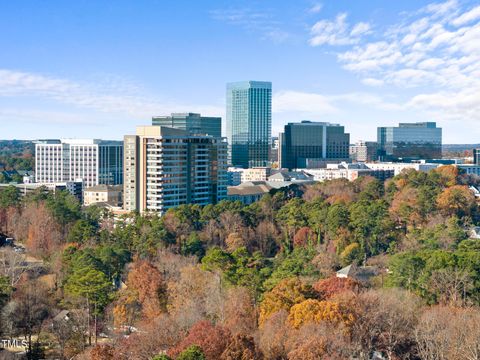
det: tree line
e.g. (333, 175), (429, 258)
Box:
(0, 165), (480, 359)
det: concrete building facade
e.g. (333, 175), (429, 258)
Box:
(84, 185), (123, 207)
(240, 167), (271, 182)
(35, 139), (123, 188)
(350, 141), (379, 162)
(123, 126), (227, 214)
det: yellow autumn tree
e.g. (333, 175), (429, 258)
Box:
(288, 299), (354, 329)
(259, 278), (314, 326)
(113, 288), (140, 328)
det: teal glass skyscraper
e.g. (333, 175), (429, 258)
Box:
(226, 81), (272, 168)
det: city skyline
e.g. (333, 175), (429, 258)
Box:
(1, 0), (480, 143)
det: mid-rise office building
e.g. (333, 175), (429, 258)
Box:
(35, 139), (123, 188)
(350, 141), (379, 162)
(279, 121), (350, 170)
(152, 112), (221, 138)
(226, 81), (272, 168)
(377, 122), (442, 161)
(123, 126), (227, 214)
(473, 148), (480, 165)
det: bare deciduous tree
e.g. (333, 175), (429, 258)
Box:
(167, 265), (224, 330)
(346, 289), (421, 360)
(428, 268), (473, 306)
(0, 248), (36, 286)
(415, 306), (480, 360)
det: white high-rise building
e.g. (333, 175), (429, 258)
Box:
(35, 139), (123, 188)
(124, 126), (227, 214)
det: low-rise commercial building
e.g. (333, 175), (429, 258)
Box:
(301, 163), (394, 182)
(84, 185), (123, 207)
(364, 162), (439, 176)
(227, 182), (273, 205)
(0, 181), (83, 202)
(227, 177), (315, 205)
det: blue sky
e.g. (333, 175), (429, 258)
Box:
(1, 0), (479, 142)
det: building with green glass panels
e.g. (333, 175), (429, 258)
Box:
(226, 81), (272, 168)
(152, 112), (221, 138)
(377, 122), (442, 161)
(279, 121), (350, 170)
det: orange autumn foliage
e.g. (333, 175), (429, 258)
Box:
(293, 227), (316, 248)
(126, 260), (166, 320)
(437, 185), (476, 217)
(434, 165), (459, 187)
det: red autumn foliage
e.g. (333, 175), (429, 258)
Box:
(168, 320), (232, 360)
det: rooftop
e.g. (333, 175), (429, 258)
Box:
(35, 139), (122, 145)
(84, 184), (122, 192)
(227, 81), (272, 89)
(287, 121), (342, 127)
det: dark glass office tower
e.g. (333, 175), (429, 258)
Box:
(279, 121), (350, 169)
(152, 112), (221, 138)
(377, 122), (442, 161)
(98, 141), (124, 185)
(226, 81), (272, 168)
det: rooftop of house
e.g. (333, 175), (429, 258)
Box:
(336, 263), (379, 283)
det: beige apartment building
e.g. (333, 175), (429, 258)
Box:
(240, 167), (271, 182)
(83, 185), (123, 207)
(124, 126), (227, 214)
